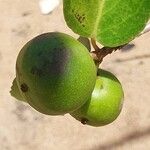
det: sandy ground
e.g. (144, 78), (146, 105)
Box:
(0, 1), (150, 150)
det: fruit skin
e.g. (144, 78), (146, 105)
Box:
(15, 32), (96, 115)
(70, 69), (124, 127)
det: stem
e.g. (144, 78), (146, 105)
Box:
(91, 39), (126, 65)
(91, 38), (100, 51)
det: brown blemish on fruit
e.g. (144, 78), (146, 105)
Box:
(48, 48), (69, 75)
(20, 83), (28, 92)
(31, 47), (69, 77)
(81, 118), (88, 125)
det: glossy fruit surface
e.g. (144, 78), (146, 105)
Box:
(15, 32), (96, 115)
(70, 69), (124, 126)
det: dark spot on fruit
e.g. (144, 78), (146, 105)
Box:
(48, 48), (69, 76)
(31, 47), (69, 77)
(81, 118), (88, 125)
(20, 83), (28, 92)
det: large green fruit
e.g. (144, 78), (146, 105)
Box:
(70, 69), (124, 126)
(15, 32), (96, 115)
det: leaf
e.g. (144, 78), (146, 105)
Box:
(63, 0), (150, 47)
(10, 78), (27, 102)
(77, 36), (91, 51)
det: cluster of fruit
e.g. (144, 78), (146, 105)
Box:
(10, 0), (150, 127)
(11, 32), (124, 127)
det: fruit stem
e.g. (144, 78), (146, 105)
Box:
(90, 39), (126, 65)
(91, 38), (100, 52)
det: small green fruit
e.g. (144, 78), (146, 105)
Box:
(15, 32), (96, 115)
(70, 69), (124, 126)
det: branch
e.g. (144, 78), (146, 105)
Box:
(90, 39), (126, 65)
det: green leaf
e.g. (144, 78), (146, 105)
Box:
(63, 0), (150, 47)
(10, 78), (27, 102)
(77, 36), (91, 51)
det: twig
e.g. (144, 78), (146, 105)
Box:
(91, 38), (100, 52)
(91, 39), (126, 64)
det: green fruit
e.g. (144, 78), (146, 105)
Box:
(15, 32), (96, 115)
(70, 69), (124, 127)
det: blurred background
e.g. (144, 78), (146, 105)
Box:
(0, 1), (150, 150)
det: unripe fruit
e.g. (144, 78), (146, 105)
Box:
(70, 69), (124, 126)
(14, 32), (96, 115)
